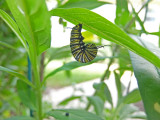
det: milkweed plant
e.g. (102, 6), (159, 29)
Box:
(0, 0), (160, 120)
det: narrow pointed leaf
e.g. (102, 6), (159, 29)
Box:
(114, 71), (122, 98)
(123, 89), (141, 104)
(50, 8), (160, 68)
(87, 96), (104, 116)
(0, 66), (34, 88)
(58, 0), (109, 10)
(17, 81), (36, 110)
(43, 56), (107, 85)
(0, 9), (28, 51)
(93, 82), (113, 106)
(5, 116), (35, 120)
(47, 109), (104, 120)
(59, 96), (81, 105)
(0, 41), (16, 49)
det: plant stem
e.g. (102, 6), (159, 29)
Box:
(159, 26), (160, 48)
(40, 52), (45, 82)
(36, 88), (42, 120)
(110, 103), (124, 120)
(124, 0), (151, 31)
(29, 49), (42, 120)
(27, 57), (34, 117)
(33, 61), (42, 120)
(33, 64), (42, 120)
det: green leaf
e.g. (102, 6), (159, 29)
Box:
(130, 112), (146, 119)
(123, 89), (141, 104)
(0, 41), (16, 49)
(50, 8), (160, 68)
(87, 96), (104, 116)
(119, 104), (141, 120)
(16, 80), (36, 110)
(47, 109), (104, 120)
(114, 71), (122, 98)
(43, 56), (107, 85)
(115, 0), (131, 27)
(0, 66), (34, 88)
(0, 9), (28, 52)
(82, 31), (94, 42)
(93, 82), (113, 106)
(117, 47), (132, 76)
(59, 96), (81, 105)
(58, 0), (109, 10)
(5, 116), (35, 120)
(6, 0), (51, 55)
(46, 45), (71, 61)
(129, 36), (160, 119)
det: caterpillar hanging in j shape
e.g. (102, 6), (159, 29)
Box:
(70, 24), (106, 63)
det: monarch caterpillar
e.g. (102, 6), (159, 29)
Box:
(70, 24), (106, 63)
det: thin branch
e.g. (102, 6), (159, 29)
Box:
(124, 0), (151, 31)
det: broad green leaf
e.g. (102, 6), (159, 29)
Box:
(43, 56), (107, 85)
(16, 80), (36, 110)
(87, 96), (104, 116)
(93, 82), (113, 106)
(123, 89), (141, 104)
(58, 0), (109, 10)
(6, 0), (51, 55)
(50, 8), (160, 68)
(47, 109), (103, 120)
(129, 36), (160, 119)
(59, 96), (81, 105)
(0, 9), (28, 52)
(0, 66), (34, 88)
(5, 116), (35, 120)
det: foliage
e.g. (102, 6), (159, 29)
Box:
(47, 109), (103, 120)
(129, 35), (160, 119)
(0, 0), (29, 119)
(0, 0), (160, 120)
(0, 0), (51, 119)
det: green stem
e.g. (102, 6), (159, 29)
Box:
(124, 0), (151, 31)
(40, 52), (45, 82)
(159, 25), (160, 48)
(36, 88), (42, 120)
(32, 55), (42, 120)
(20, 1), (42, 119)
(110, 103), (124, 120)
